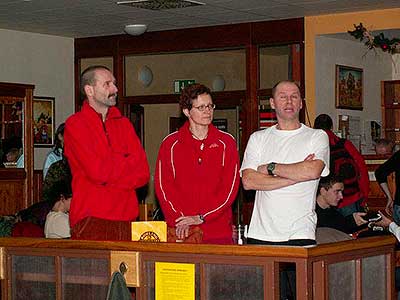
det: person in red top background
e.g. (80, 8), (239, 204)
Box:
(314, 114), (369, 217)
(64, 65), (149, 240)
(155, 84), (240, 244)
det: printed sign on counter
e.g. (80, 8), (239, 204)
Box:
(155, 262), (195, 300)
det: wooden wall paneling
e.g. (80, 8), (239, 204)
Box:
(251, 18), (304, 45)
(117, 23), (251, 55)
(74, 57), (81, 112)
(115, 46), (124, 113)
(24, 86), (34, 208)
(0, 180), (24, 215)
(74, 18), (305, 113)
(33, 170), (43, 204)
(74, 36), (118, 58)
(243, 44), (259, 154)
(291, 42), (306, 123)
(121, 91), (244, 107)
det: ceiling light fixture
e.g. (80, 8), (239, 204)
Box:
(117, 0), (204, 10)
(124, 24), (148, 36)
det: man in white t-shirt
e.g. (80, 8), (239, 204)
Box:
(240, 80), (330, 246)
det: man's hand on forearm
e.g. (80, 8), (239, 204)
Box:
(272, 154), (324, 182)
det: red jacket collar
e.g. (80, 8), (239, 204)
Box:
(179, 121), (219, 143)
(81, 100), (122, 121)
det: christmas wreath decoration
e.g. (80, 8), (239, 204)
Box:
(348, 23), (400, 54)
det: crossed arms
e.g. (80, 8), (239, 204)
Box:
(242, 153), (325, 191)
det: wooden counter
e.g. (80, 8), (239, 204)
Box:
(0, 236), (396, 300)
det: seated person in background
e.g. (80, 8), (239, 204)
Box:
(44, 183), (72, 239)
(42, 157), (71, 202)
(15, 179), (72, 238)
(5, 148), (21, 164)
(5, 147), (20, 162)
(5, 147), (24, 168)
(0, 161), (72, 238)
(43, 123), (65, 179)
(316, 174), (367, 234)
(375, 145), (400, 219)
(314, 114), (369, 217)
(375, 138), (394, 156)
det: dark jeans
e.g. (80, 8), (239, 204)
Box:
(247, 238), (316, 300)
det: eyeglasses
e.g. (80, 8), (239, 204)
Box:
(191, 104), (216, 112)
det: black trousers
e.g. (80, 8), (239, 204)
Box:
(247, 238), (316, 300)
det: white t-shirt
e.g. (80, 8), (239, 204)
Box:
(389, 222), (400, 242)
(240, 124), (330, 242)
(44, 211), (71, 239)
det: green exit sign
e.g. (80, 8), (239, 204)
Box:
(174, 79), (195, 93)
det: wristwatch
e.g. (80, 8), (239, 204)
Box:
(199, 214), (205, 223)
(267, 162), (277, 175)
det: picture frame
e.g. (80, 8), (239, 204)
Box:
(33, 96), (55, 147)
(335, 65), (363, 110)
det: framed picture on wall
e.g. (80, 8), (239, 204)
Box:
(335, 65), (363, 110)
(33, 96), (55, 147)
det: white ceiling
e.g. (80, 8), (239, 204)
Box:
(0, 0), (399, 38)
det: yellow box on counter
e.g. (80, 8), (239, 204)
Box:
(131, 221), (167, 242)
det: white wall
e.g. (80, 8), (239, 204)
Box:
(0, 29), (74, 169)
(393, 54), (400, 80)
(315, 36), (393, 134)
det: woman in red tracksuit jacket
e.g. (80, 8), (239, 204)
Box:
(155, 84), (240, 244)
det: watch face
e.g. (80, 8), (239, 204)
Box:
(267, 163), (275, 174)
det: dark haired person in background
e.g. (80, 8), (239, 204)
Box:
(375, 138), (394, 156)
(44, 181), (72, 239)
(314, 114), (369, 217)
(316, 174), (367, 234)
(155, 83), (240, 244)
(43, 123), (65, 179)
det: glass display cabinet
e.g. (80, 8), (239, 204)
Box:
(0, 82), (34, 215)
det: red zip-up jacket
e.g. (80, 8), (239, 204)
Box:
(155, 121), (240, 243)
(64, 101), (149, 227)
(325, 130), (369, 208)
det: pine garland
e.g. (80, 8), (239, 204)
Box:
(348, 23), (400, 54)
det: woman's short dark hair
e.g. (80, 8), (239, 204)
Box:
(179, 84), (211, 110)
(314, 114), (333, 130)
(54, 123), (65, 155)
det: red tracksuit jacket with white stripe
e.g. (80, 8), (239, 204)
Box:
(155, 121), (240, 243)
